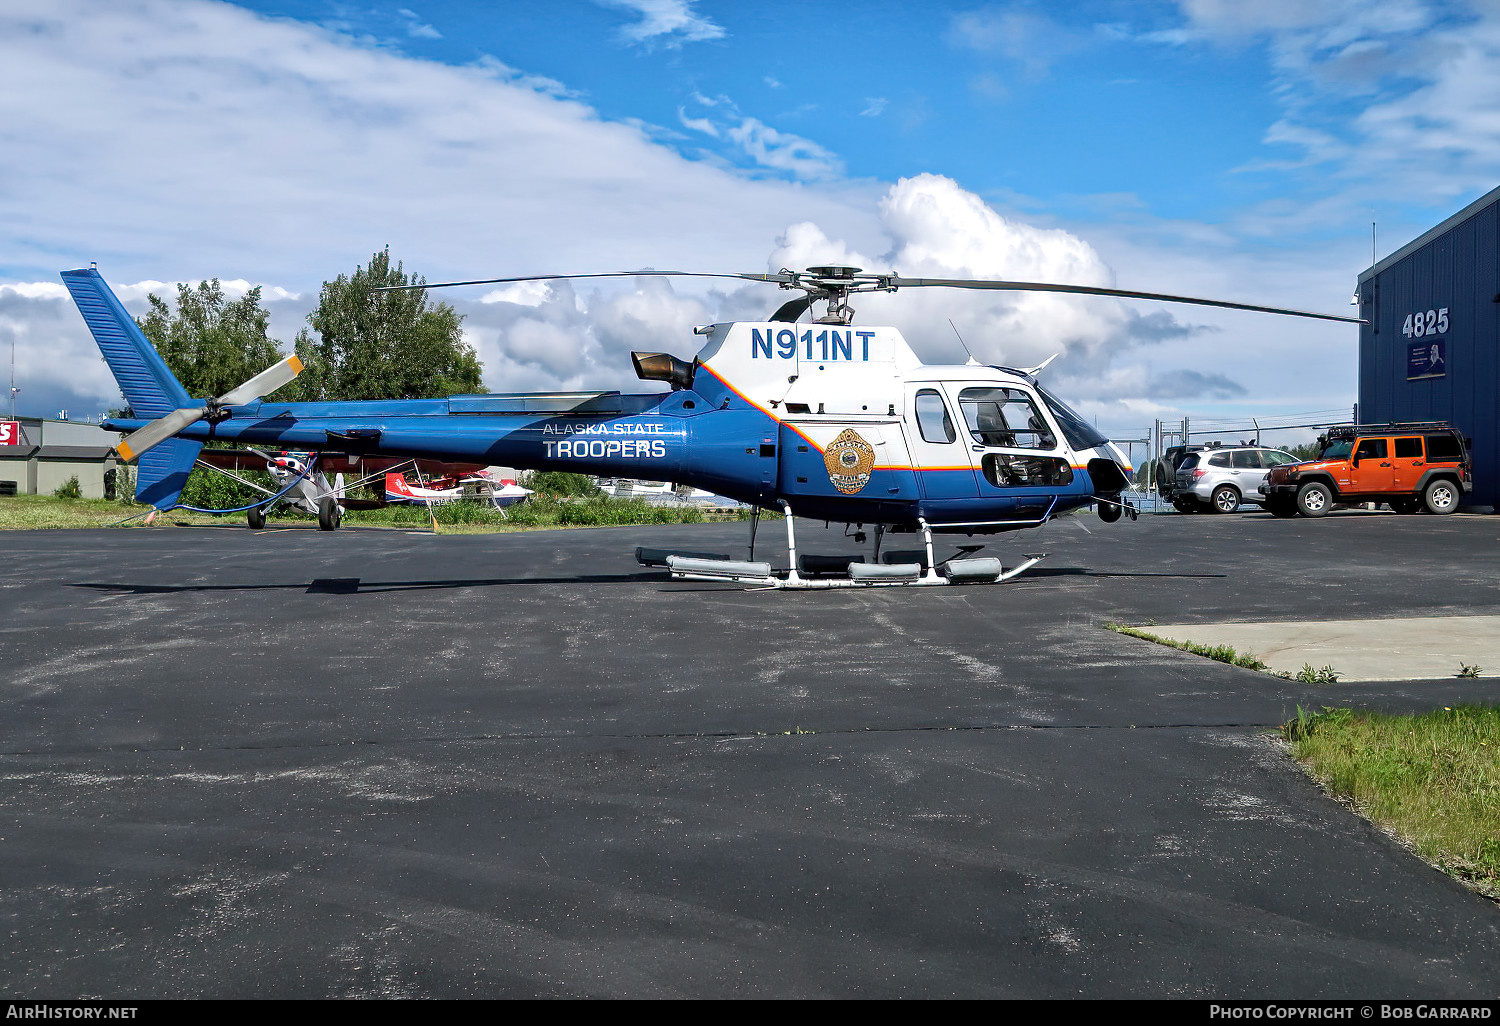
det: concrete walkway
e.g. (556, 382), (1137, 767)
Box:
(1146, 615), (1500, 681)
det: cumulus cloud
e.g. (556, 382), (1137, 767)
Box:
(1165, 1), (1500, 209)
(4, 168), (1226, 425)
(0, 0), (873, 288)
(1149, 369), (1249, 399)
(725, 118), (844, 180)
(0, 0), (1354, 434)
(596, 0), (726, 48)
(397, 8), (442, 39)
(947, 8), (1084, 77)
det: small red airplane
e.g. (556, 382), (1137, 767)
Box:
(192, 449), (527, 529)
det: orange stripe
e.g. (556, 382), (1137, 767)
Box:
(696, 364), (1101, 475)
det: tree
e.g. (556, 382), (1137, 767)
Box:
(292, 249), (483, 401)
(522, 471), (601, 497)
(129, 281), (284, 506)
(135, 280), (285, 400)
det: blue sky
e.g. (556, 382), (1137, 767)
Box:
(3, 0), (1498, 444)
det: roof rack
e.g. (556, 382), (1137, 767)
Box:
(1323, 421), (1454, 439)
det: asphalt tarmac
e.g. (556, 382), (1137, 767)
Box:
(2, 506), (1498, 998)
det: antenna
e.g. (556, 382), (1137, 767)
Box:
(948, 319), (980, 366)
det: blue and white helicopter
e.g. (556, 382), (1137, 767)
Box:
(64, 264), (1358, 589)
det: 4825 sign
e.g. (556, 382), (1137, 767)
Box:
(1402, 307), (1449, 338)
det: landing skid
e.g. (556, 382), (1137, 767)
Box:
(653, 504), (1048, 589)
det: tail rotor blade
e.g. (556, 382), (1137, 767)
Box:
(116, 407), (206, 462)
(218, 354), (304, 406)
(116, 355), (304, 462)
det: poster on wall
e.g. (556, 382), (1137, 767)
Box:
(1407, 339), (1446, 380)
(0, 421), (19, 445)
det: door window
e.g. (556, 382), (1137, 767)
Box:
(1354, 438), (1388, 461)
(956, 387), (1057, 450)
(914, 389), (956, 444)
(1231, 450), (1261, 469)
(1394, 437), (1423, 458)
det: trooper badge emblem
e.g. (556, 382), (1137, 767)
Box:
(823, 428), (875, 494)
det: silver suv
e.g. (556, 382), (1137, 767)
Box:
(1173, 446), (1300, 513)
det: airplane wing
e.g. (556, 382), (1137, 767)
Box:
(192, 448), (486, 476)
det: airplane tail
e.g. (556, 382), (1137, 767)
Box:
(60, 266), (203, 509)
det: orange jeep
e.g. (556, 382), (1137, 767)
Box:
(1258, 422), (1471, 517)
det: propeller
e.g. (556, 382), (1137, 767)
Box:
(379, 266), (1365, 325)
(116, 355), (304, 462)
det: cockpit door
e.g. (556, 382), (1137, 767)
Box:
(951, 385), (1076, 507)
(903, 384), (980, 499)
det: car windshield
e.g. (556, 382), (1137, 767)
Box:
(1320, 440), (1353, 460)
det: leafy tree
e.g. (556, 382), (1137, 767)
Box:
(135, 280), (285, 400)
(292, 248), (483, 401)
(523, 471), (601, 497)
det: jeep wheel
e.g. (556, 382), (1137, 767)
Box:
(1423, 479), (1460, 515)
(1210, 485), (1241, 514)
(1296, 481), (1332, 517)
(318, 497), (342, 531)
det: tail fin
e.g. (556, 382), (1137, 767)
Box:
(60, 266), (191, 419)
(61, 266), (200, 508)
(134, 437), (204, 510)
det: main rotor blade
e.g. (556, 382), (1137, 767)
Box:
(116, 407), (206, 462)
(888, 276), (1365, 324)
(218, 354), (305, 406)
(375, 271), (795, 293)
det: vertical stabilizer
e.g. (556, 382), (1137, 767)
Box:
(60, 266), (201, 508)
(60, 267), (191, 419)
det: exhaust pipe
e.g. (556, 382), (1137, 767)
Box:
(631, 352), (696, 391)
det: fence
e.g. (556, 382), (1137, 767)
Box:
(1116, 413), (1357, 500)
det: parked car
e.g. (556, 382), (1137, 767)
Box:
(1173, 445), (1301, 513)
(1258, 422), (1471, 517)
(1153, 444), (1208, 511)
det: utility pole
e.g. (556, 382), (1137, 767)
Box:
(8, 334), (16, 420)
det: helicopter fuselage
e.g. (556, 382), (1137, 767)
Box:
(102, 320), (1132, 531)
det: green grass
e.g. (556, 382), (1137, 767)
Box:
(0, 493), (751, 532)
(342, 494), (749, 530)
(1105, 622), (1270, 671)
(1283, 706), (1500, 898)
(0, 494), (182, 529)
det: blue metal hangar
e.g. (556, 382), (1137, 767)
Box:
(1357, 184), (1500, 509)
